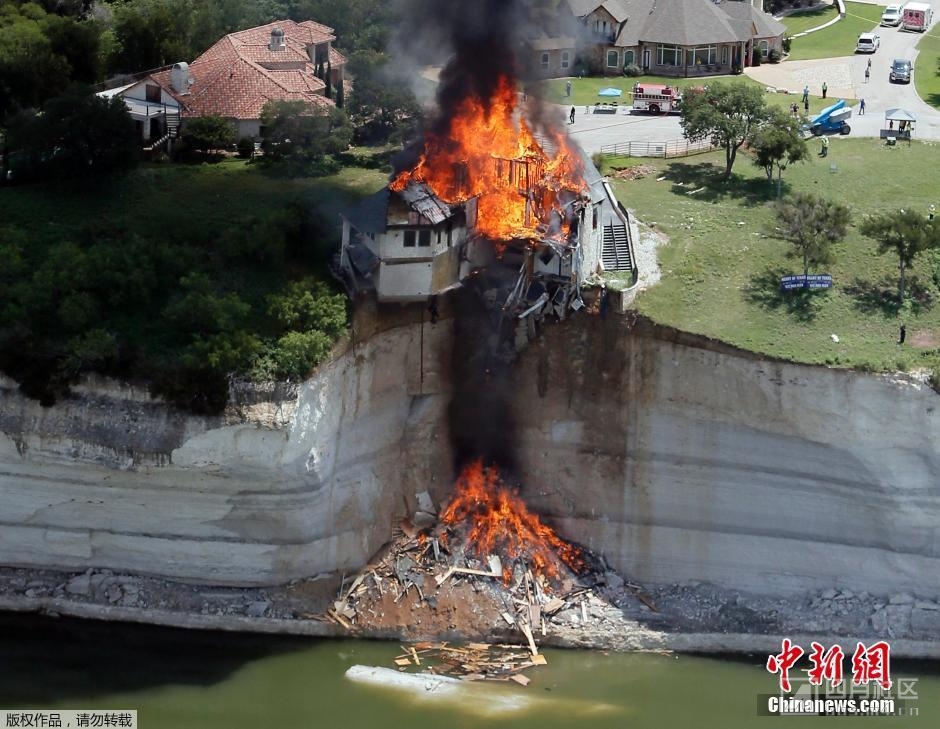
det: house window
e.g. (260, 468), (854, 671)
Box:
(606, 50), (619, 68)
(658, 44), (681, 66)
(592, 206), (598, 230)
(404, 231), (416, 247)
(418, 230), (431, 247)
(623, 50), (635, 66)
(561, 51), (570, 69)
(541, 52), (549, 70)
(146, 85), (161, 102)
(721, 46), (729, 64)
(758, 40), (770, 57)
(691, 46), (717, 65)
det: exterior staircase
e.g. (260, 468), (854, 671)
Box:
(602, 222), (632, 271)
(143, 110), (181, 152)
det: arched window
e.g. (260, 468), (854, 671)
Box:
(606, 50), (619, 68)
(623, 50), (635, 66)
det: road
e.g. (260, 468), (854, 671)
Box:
(560, 13), (940, 153)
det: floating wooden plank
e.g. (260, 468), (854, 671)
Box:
(410, 647), (421, 665)
(467, 642), (491, 650)
(394, 658), (412, 667)
(509, 674), (531, 687)
(530, 654), (547, 666)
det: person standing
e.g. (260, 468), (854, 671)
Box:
(822, 82), (828, 99)
(804, 97), (809, 113)
(859, 98), (866, 115)
(569, 106), (576, 124)
(565, 79), (572, 97)
(820, 135), (829, 157)
(865, 66), (870, 83)
(802, 85), (809, 104)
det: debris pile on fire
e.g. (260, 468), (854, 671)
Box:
(323, 461), (657, 656)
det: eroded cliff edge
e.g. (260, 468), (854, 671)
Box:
(1, 305), (938, 608)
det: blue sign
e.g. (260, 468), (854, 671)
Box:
(780, 274), (833, 291)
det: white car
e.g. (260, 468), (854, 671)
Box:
(881, 5), (902, 26)
(855, 33), (880, 53)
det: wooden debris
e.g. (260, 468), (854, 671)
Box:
(394, 658), (412, 667)
(410, 647), (421, 665)
(633, 590), (660, 613)
(509, 674), (530, 686)
(543, 597), (565, 615)
(530, 654), (547, 666)
(519, 622), (539, 656)
(326, 608), (353, 630)
(501, 611), (516, 626)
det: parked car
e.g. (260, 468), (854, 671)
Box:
(855, 33), (880, 53)
(881, 4), (903, 25)
(890, 58), (913, 83)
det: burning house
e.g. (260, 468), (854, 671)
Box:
(335, 77), (637, 316)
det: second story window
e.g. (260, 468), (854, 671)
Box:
(404, 231), (416, 247)
(418, 230), (431, 247)
(561, 51), (570, 69)
(541, 52), (549, 70)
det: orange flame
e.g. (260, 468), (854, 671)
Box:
(440, 459), (583, 582)
(391, 76), (584, 241)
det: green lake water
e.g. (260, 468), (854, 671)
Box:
(0, 614), (936, 728)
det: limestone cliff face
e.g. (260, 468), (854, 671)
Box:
(0, 308), (938, 598)
(512, 316), (940, 599)
(0, 303), (454, 586)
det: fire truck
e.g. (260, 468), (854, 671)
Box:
(630, 83), (682, 114)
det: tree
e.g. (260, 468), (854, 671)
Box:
(335, 76), (345, 109)
(6, 85), (139, 181)
(679, 82), (770, 178)
(346, 50), (420, 143)
(325, 60), (332, 99)
(750, 109), (808, 198)
(259, 100), (352, 174)
(181, 114), (235, 155)
(860, 210), (940, 304)
(774, 192), (850, 278)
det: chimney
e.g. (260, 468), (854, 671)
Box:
(170, 62), (190, 94)
(269, 27), (285, 51)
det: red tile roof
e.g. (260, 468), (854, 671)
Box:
(149, 19), (346, 121)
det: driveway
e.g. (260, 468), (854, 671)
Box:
(746, 15), (940, 139)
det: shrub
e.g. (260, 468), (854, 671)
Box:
(782, 36), (792, 54)
(236, 137), (255, 158)
(622, 63), (642, 77)
(768, 48), (783, 64)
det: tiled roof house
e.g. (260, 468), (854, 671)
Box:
(527, 0), (785, 78)
(103, 20), (346, 149)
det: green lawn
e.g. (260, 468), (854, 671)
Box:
(914, 28), (940, 110)
(780, 5), (839, 37)
(607, 140), (940, 374)
(785, 2), (884, 60)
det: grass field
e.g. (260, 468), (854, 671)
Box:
(784, 2), (884, 61)
(605, 139), (940, 373)
(914, 27), (940, 110)
(780, 5), (839, 37)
